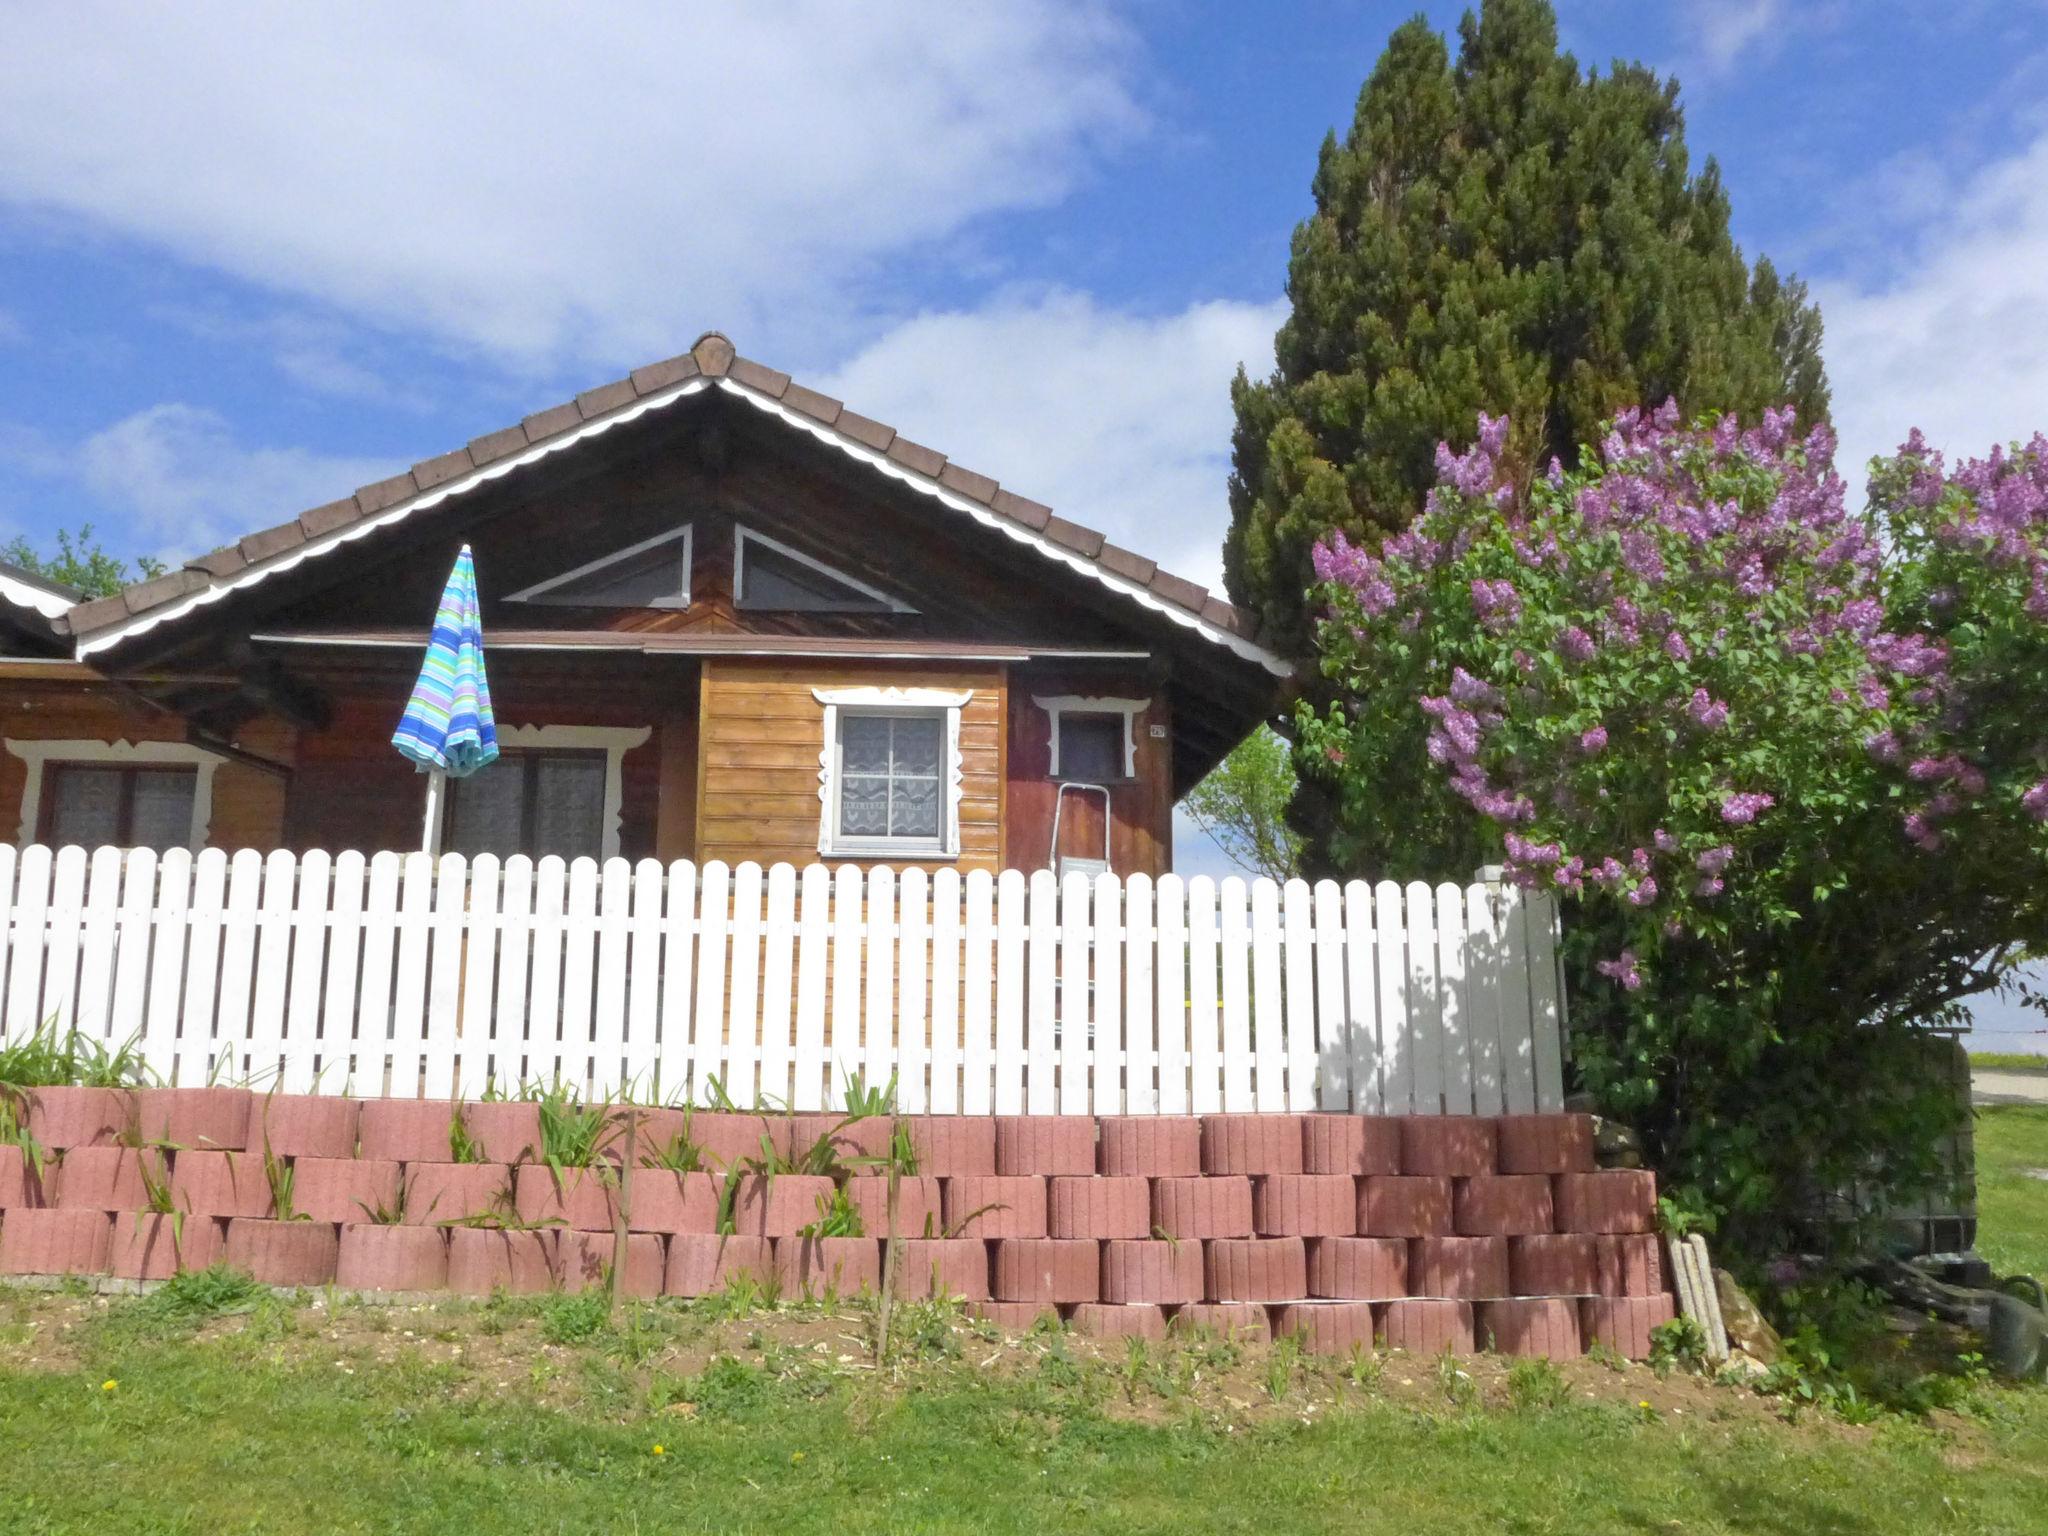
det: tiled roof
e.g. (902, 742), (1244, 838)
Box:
(58, 333), (1283, 674)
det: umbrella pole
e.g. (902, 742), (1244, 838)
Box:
(420, 768), (447, 856)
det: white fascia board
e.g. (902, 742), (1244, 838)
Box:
(74, 379), (713, 660)
(716, 380), (1291, 678)
(0, 572), (77, 621)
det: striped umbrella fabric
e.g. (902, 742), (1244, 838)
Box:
(392, 544), (499, 778)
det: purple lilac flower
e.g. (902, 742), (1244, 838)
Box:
(1595, 950), (1643, 991)
(1579, 726), (1608, 754)
(1654, 828), (1677, 853)
(1694, 876), (1724, 899)
(2024, 781), (2048, 821)
(1688, 689), (1730, 730)
(1720, 792), (1775, 826)
(1557, 625), (1596, 663)
(1695, 844), (1734, 875)
(1663, 631), (1691, 662)
(1627, 878), (1658, 907)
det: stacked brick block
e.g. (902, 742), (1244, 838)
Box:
(0, 1089), (1674, 1358)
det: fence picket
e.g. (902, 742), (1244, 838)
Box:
(961, 869), (996, 1115)
(456, 854), (502, 1098)
(1092, 870), (1123, 1115)
(0, 847), (1569, 1119)
(897, 868), (930, 1114)
(280, 848), (329, 1094)
(4, 844), (50, 1040)
(1463, 882), (1505, 1117)
(725, 861), (764, 1109)
(178, 849), (229, 1087)
(863, 866), (897, 1102)
(1281, 879), (1317, 1111)
(353, 853), (403, 1094)
(491, 856), (534, 1092)
(1247, 879), (1284, 1112)
(76, 847), (124, 1050)
(992, 870), (1026, 1114)
(1183, 876), (1218, 1114)
(1057, 872), (1090, 1115)
(1373, 880), (1407, 1114)
(790, 864), (827, 1110)
(927, 867), (961, 1114)
(758, 863), (798, 1110)
(319, 851), (366, 1093)
(41, 845), (86, 1034)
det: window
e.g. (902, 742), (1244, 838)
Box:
(836, 713), (944, 845)
(40, 765), (198, 851)
(814, 687), (968, 858)
(507, 525), (690, 608)
(7, 740), (220, 850)
(1036, 695), (1148, 782)
(445, 749), (607, 860)
(1053, 712), (1126, 782)
(735, 526), (911, 614)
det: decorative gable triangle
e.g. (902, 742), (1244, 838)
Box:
(508, 525), (691, 608)
(733, 525), (914, 614)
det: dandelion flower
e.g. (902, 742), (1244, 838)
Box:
(101, 1379), (117, 1392)
(651, 1444), (666, 1457)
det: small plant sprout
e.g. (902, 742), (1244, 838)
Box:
(797, 1184), (863, 1240)
(1347, 1344), (1383, 1390)
(133, 1147), (185, 1255)
(1436, 1346), (1475, 1407)
(354, 1176), (411, 1226)
(261, 1139), (309, 1222)
(447, 1107), (487, 1166)
(0, 1085), (49, 1186)
(1265, 1334), (1300, 1403)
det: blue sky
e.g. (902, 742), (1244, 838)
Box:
(1, 2), (2046, 1045)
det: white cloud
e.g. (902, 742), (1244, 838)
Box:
(0, 3), (1142, 373)
(820, 289), (1283, 590)
(75, 404), (390, 559)
(1684, 0), (1784, 72)
(1818, 129), (2048, 488)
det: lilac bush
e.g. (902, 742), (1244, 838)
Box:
(1300, 404), (2048, 1250)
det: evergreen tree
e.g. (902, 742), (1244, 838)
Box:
(1225, 0), (1830, 650)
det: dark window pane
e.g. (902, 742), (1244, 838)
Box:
(447, 749), (607, 860)
(531, 754), (606, 860)
(739, 538), (892, 612)
(527, 539), (687, 607)
(45, 767), (125, 847)
(43, 764), (196, 851)
(1058, 713), (1124, 782)
(129, 771), (198, 850)
(446, 765), (525, 859)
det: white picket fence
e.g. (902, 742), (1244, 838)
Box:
(0, 845), (1566, 1117)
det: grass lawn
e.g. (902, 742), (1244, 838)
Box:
(1977, 1105), (2048, 1284)
(0, 1114), (2039, 1535)
(1971, 1053), (2048, 1073)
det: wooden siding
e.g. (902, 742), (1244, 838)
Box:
(0, 679), (293, 852)
(1003, 676), (1173, 878)
(696, 658), (1006, 873)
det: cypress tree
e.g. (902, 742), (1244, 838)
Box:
(1225, 0), (1830, 649)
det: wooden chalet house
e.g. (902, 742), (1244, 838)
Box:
(0, 333), (1289, 878)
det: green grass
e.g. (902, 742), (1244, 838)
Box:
(0, 1319), (2042, 1536)
(1972, 1052), (2048, 1073)
(1977, 1105), (2048, 1284)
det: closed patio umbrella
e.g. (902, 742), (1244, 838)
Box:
(392, 544), (499, 854)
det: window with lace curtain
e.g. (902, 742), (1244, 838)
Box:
(445, 748), (606, 861)
(828, 710), (947, 855)
(39, 764), (197, 851)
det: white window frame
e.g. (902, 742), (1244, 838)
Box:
(7, 739), (222, 850)
(736, 524), (915, 614)
(813, 687), (968, 860)
(1033, 695), (1150, 781)
(440, 723), (652, 860)
(506, 524), (692, 608)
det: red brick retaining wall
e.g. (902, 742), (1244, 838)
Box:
(0, 1086), (1675, 1359)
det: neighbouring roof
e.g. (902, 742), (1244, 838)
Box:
(58, 333), (1288, 678)
(0, 559), (82, 620)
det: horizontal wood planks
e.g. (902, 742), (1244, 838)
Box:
(0, 847), (1565, 1114)
(695, 659), (1005, 873)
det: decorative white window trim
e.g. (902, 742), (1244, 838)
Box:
(447, 724), (653, 859)
(735, 524), (916, 614)
(1032, 695), (1150, 780)
(6, 738), (223, 849)
(811, 686), (969, 860)
(506, 524), (692, 608)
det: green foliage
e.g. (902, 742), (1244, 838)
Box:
(1648, 1315), (1707, 1376)
(538, 1290), (612, 1346)
(0, 524), (165, 599)
(1225, 0), (1827, 654)
(139, 1263), (263, 1323)
(1504, 1358), (1570, 1411)
(797, 1184), (863, 1239)
(0, 1018), (152, 1090)
(1180, 725), (1303, 881)
(526, 1080), (617, 1174)
(446, 1107), (488, 1165)
(261, 1143), (308, 1222)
